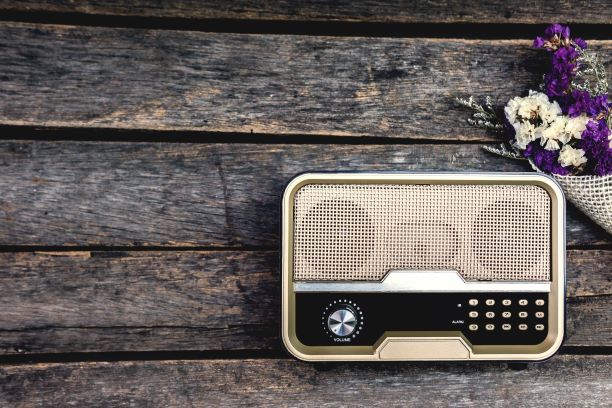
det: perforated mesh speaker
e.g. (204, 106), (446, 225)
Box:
(293, 184), (551, 282)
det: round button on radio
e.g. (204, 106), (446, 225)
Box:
(327, 307), (357, 337)
(322, 300), (364, 339)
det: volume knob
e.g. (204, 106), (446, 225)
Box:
(327, 306), (358, 337)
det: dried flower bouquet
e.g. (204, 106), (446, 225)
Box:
(458, 24), (611, 234)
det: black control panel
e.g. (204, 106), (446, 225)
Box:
(296, 292), (549, 346)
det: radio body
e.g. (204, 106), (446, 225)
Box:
(281, 173), (565, 361)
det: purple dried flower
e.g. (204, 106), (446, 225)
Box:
(593, 94), (611, 116)
(581, 119), (611, 150)
(535, 24), (572, 51)
(594, 149), (612, 176)
(523, 141), (571, 175)
(574, 37), (588, 49)
(544, 70), (572, 98)
(568, 90), (593, 117)
(569, 91), (610, 118)
(552, 46), (579, 68)
(545, 23), (570, 40)
(535, 23), (585, 107)
(533, 36), (546, 48)
(580, 119), (611, 174)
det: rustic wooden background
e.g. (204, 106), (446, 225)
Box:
(0, 1), (611, 406)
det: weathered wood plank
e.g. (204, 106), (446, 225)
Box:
(1, 356), (611, 407)
(0, 251), (278, 354)
(1, 141), (608, 247)
(0, 250), (608, 354)
(0, 23), (610, 138)
(1, 1), (611, 24)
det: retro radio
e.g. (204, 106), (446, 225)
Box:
(281, 173), (565, 361)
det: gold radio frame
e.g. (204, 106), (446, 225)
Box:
(281, 172), (565, 361)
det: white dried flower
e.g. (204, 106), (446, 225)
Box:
(558, 145), (588, 168)
(540, 117), (568, 150)
(505, 91), (563, 149)
(514, 121), (538, 149)
(565, 114), (590, 139)
(541, 137), (561, 150)
(516, 91), (561, 124)
(539, 114), (589, 150)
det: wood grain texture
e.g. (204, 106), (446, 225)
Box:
(0, 249), (608, 354)
(1, 1), (611, 24)
(1, 356), (611, 407)
(1, 141), (609, 247)
(0, 251), (278, 354)
(0, 22), (610, 138)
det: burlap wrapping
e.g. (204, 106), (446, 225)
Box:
(522, 156), (612, 235)
(553, 174), (612, 235)
(485, 146), (611, 234)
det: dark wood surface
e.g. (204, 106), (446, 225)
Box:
(0, 2), (610, 406)
(1, 141), (609, 247)
(2, 356), (611, 407)
(1, 1), (612, 24)
(0, 23), (610, 139)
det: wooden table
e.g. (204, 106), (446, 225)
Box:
(0, 1), (610, 406)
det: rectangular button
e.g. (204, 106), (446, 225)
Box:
(469, 311), (478, 318)
(519, 311), (528, 318)
(535, 324), (545, 331)
(502, 299), (511, 306)
(485, 299), (495, 306)
(535, 311), (545, 318)
(502, 311), (511, 318)
(518, 299), (528, 306)
(469, 324), (478, 331)
(485, 324), (494, 331)
(535, 299), (545, 306)
(378, 339), (470, 360)
(485, 311), (495, 318)
(469, 299), (478, 306)
(502, 324), (511, 331)
(518, 324), (528, 331)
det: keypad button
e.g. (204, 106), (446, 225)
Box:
(518, 324), (528, 331)
(502, 324), (511, 331)
(535, 311), (545, 318)
(519, 311), (528, 318)
(469, 311), (478, 318)
(468, 299), (478, 306)
(535, 324), (545, 331)
(485, 324), (495, 331)
(535, 299), (545, 306)
(518, 299), (528, 306)
(502, 299), (511, 306)
(485, 299), (495, 306)
(502, 311), (512, 318)
(485, 311), (495, 318)
(469, 324), (478, 331)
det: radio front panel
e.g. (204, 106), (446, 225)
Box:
(281, 173), (565, 361)
(295, 292), (550, 347)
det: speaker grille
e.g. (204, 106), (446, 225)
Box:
(293, 184), (551, 281)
